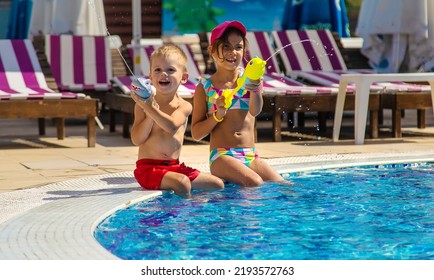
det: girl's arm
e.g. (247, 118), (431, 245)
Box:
(191, 83), (226, 141)
(246, 78), (264, 117)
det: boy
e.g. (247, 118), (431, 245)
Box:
(130, 44), (224, 197)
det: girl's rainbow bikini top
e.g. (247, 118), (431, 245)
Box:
(200, 68), (250, 114)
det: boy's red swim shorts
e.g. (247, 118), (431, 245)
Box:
(134, 158), (200, 190)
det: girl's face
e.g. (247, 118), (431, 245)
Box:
(213, 32), (245, 71)
(150, 54), (187, 94)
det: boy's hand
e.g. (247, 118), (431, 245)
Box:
(131, 78), (155, 100)
(131, 91), (155, 111)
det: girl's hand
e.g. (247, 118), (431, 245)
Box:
(215, 95), (227, 120)
(245, 77), (263, 94)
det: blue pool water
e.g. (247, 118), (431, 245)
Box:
(94, 163), (434, 260)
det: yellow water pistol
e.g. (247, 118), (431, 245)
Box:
(220, 57), (266, 109)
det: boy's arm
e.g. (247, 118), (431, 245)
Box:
(143, 97), (192, 135)
(130, 103), (155, 146)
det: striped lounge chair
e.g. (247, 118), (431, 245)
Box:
(0, 39), (98, 147)
(40, 34), (113, 103)
(271, 29), (433, 138)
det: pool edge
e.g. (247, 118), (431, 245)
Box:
(1, 151), (434, 260)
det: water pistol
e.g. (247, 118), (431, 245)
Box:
(130, 77), (156, 100)
(221, 57), (266, 108)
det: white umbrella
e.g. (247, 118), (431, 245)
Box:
(356, 0), (434, 73)
(29, 0), (145, 76)
(29, 0), (107, 36)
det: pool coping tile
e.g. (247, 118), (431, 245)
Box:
(1, 151), (434, 260)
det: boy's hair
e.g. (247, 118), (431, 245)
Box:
(150, 43), (188, 71)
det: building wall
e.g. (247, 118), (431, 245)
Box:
(103, 0), (162, 45)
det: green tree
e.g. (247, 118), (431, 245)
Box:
(163, 0), (225, 33)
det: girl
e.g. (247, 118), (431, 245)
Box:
(191, 21), (285, 187)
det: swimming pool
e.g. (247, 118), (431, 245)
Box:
(94, 162), (434, 260)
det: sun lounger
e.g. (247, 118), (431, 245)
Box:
(333, 73), (434, 144)
(36, 34), (113, 103)
(272, 29), (433, 138)
(0, 39), (98, 147)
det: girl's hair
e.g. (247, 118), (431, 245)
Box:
(209, 27), (248, 62)
(150, 43), (188, 71)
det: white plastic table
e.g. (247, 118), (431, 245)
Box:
(332, 73), (434, 144)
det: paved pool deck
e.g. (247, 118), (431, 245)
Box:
(1, 110), (434, 259)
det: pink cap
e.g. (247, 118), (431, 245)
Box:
(210, 20), (247, 44)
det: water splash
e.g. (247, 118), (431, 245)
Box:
(265, 38), (335, 65)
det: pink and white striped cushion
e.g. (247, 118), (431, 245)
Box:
(272, 29), (432, 92)
(45, 35), (112, 91)
(245, 31), (281, 74)
(264, 86), (340, 95)
(0, 39), (85, 100)
(262, 73), (303, 88)
(242, 32), (342, 95)
(262, 73), (340, 95)
(295, 70), (432, 92)
(272, 29), (347, 72)
(127, 44), (153, 76)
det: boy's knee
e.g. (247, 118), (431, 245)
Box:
(217, 181), (225, 189)
(213, 178), (225, 189)
(174, 175), (192, 195)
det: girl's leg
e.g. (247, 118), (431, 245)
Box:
(250, 158), (285, 182)
(211, 155), (264, 187)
